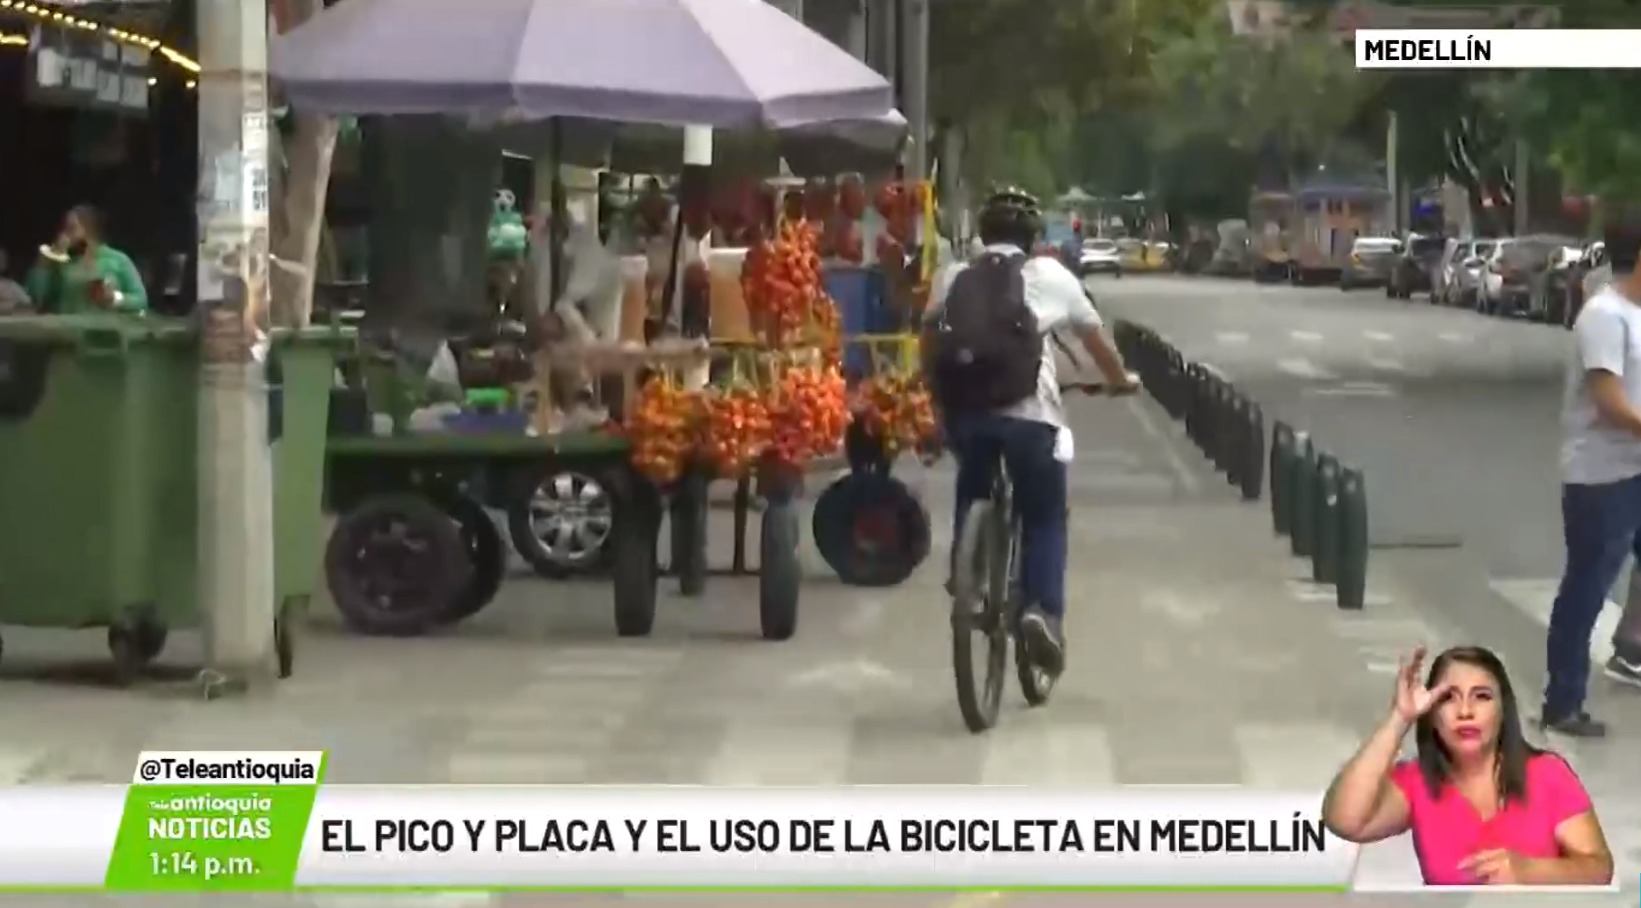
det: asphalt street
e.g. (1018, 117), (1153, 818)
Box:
(0, 298), (1633, 905)
(1092, 274), (1641, 743)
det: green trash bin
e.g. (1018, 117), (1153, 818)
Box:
(0, 314), (351, 680)
(0, 315), (196, 666)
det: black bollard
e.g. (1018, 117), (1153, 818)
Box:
(1241, 403), (1266, 502)
(1311, 454), (1341, 584)
(1202, 377), (1222, 462)
(1184, 366), (1203, 442)
(1337, 467), (1369, 610)
(1224, 393), (1246, 486)
(1270, 421), (1295, 534)
(1164, 350), (1184, 418)
(1291, 434), (1317, 558)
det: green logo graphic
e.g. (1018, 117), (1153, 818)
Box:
(104, 758), (326, 892)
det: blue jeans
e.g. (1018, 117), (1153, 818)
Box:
(1546, 475), (1641, 718)
(949, 414), (1069, 617)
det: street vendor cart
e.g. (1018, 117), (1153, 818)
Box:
(273, 0), (900, 641)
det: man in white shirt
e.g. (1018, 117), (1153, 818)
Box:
(1548, 216), (1641, 736)
(921, 187), (1137, 678)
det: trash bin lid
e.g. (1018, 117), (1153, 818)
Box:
(0, 314), (194, 345)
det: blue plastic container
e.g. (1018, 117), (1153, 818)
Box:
(824, 265), (887, 381)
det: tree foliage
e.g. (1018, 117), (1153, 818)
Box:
(1146, 18), (1379, 180)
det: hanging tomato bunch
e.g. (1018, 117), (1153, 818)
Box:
(767, 363), (850, 469)
(838, 174), (867, 221)
(699, 384), (773, 477)
(741, 219), (822, 345)
(854, 372), (939, 457)
(625, 377), (702, 485)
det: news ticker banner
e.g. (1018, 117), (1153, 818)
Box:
(1355, 29), (1641, 69)
(0, 751), (1367, 891)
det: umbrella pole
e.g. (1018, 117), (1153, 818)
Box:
(548, 117), (566, 302)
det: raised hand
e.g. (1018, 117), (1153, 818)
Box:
(1391, 646), (1452, 723)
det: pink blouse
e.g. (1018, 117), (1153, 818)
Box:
(1390, 753), (1592, 885)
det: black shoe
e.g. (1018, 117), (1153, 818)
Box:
(1019, 608), (1065, 677)
(1604, 655), (1641, 690)
(1539, 711), (1608, 738)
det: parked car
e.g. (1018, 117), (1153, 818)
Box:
(1527, 242), (1587, 324)
(1564, 241), (1610, 328)
(1387, 234), (1446, 299)
(1478, 235), (1577, 317)
(1340, 237), (1402, 289)
(1078, 237), (1123, 277)
(1443, 238), (1496, 307)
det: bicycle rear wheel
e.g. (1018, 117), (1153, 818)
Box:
(951, 498), (1009, 733)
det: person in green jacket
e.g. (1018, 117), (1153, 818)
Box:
(27, 204), (147, 314)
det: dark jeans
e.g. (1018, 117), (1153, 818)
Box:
(1547, 475), (1641, 717)
(949, 414), (1069, 617)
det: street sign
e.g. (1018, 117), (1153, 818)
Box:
(26, 24), (150, 115)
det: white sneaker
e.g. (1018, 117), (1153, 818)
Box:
(1603, 655), (1641, 690)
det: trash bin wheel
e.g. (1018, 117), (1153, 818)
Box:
(439, 494), (507, 624)
(325, 493), (469, 637)
(107, 613), (166, 685)
(758, 498), (801, 641)
(274, 596), (302, 679)
(610, 471), (661, 637)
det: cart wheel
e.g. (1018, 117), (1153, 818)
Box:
(439, 494), (507, 624)
(758, 498), (801, 641)
(670, 471), (708, 597)
(813, 473), (930, 587)
(325, 494), (469, 637)
(611, 473), (661, 637)
(274, 596), (303, 679)
(506, 467), (616, 579)
(107, 614), (166, 685)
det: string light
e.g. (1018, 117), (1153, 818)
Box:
(0, 0), (199, 74)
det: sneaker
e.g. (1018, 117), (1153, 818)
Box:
(1538, 711), (1608, 738)
(1018, 608), (1066, 677)
(1604, 655), (1641, 690)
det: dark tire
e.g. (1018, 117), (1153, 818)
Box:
(758, 498), (801, 641)
(812, 473), (930, 587)
(107, 612), (166, 686)
(951, 500), (1007, 733)
(610, 470), (661, 638)
(440, 495), (507, 624)
(506, 468), (615, 579)
(325, 494), (469, 637)
(670, 470), (709, 597)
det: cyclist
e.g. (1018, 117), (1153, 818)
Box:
(921, 187), (1138, 677)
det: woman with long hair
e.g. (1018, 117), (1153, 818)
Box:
(1321, 645), (1613, 886)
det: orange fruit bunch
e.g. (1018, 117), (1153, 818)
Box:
(625, 377), (702, 485)
(768, 363), (850, 469)
(699, 383), (773, 477)
(741, 219), (823, 346)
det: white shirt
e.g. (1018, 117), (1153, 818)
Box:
(1562, 285), (1641, 484)
(923, 243), (1102, 431)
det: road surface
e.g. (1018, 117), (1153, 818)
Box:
(0, 305), (1632, 904)
(1093, 272), (1641, 752)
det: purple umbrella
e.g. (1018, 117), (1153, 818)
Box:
(270, 0), (895, 127)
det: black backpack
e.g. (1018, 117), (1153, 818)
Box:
(931, 251), (1041, 413)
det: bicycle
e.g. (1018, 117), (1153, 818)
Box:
(950, 377), (1138, 733)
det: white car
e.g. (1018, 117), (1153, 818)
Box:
(1078, 238), (1123, 277)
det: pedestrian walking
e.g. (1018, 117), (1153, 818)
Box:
(1546, 213), (1641, 737)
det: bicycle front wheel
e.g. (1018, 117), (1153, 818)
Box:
(951, 499), (1009, 733)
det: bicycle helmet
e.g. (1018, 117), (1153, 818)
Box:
(977, 185), (1044, 250)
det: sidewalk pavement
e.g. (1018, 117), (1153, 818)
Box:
(0, 396), (1630, 905)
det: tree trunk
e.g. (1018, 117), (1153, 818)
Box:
(268, 0), (337, 328)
